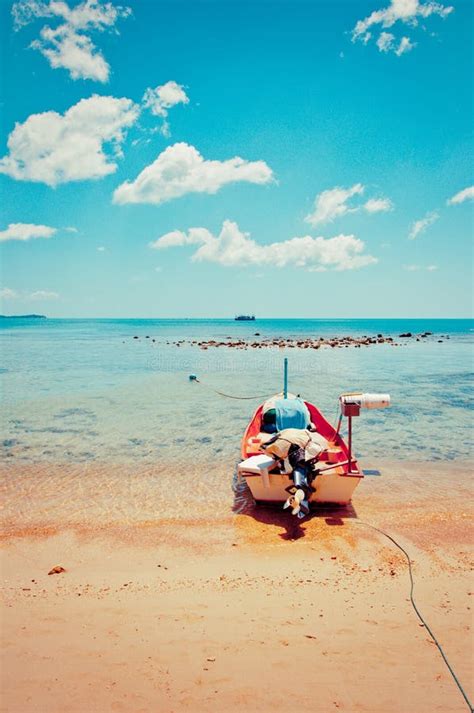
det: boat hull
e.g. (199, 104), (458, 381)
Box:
(243, 468), (362, 506)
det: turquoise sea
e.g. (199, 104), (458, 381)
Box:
(1, 317), (473, 532)
(1, 318), (473, 465)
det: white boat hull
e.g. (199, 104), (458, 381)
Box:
(242, 467), (362, 506)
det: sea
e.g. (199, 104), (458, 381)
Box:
(1, 318), (473, 533)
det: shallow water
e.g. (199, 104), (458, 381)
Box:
(1, 318), (473, 533)
(1, 318), (472, 465)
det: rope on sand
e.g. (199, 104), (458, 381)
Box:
(356, 520), (473, 713)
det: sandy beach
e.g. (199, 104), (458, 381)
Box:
(1, 460), (472, 713)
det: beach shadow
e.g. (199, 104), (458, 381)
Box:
(232, 469), (358, 541)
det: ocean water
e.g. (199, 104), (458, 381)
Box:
(1, 317), (473, 463)
(1, 318), (473, 532)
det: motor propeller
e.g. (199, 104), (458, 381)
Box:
(283, 486), (311, 518)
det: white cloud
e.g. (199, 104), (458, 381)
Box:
(305, 184), (364, 226)
(142, 81), (189, 137)
(305, 184), (393, 226)
(65, 226), (78, 233)
(151, 220), (377, 272)
(352, 0), (453, 55)
(396, 36), (415, 55)
(12, 0), (132, 82)
(376, 32), (415, 55)
(143, 81), (189, 118)
(30, 290), (59, 300)
(113, 142), (274, 206)
(0, 94), (139, 186)
(447, 185), (474, 205)
(0, 223), (57, 242)
(376, 31), (395, 52)
(97, 246), (106, 251)
(0, 287), (58, 300)
(363, 197), (394, 213)
(404, 264), (438, 271)
(408, 210), (439, 239)
(0, 287), (19, 299)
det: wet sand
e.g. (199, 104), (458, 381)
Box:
(1, 460), (473, 713)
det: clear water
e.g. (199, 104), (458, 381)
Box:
(1, 318), (473, 465)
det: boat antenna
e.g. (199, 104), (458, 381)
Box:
(283, 357), (288, 399)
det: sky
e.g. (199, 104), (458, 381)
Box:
(0, 0), (473, 318)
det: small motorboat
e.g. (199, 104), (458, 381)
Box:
(238, 360), (390, 516)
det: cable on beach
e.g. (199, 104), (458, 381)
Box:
(356, 520), (473, 713)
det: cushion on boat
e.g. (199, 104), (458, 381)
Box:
(274, 398), (310, 430)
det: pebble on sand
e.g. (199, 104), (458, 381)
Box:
(48, 566), (66, 575)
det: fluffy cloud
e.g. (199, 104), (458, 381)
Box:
(143, 81), (189, 136)
(408, 210), (439, 239)
(363, 197), (394, 213)
(396, 36), (415, 55)
(0, 223), (57, 242)
(0, 95), (139, 186)
(447, 185), (474, 205)
(352, 0), (453, 55)
(376, 31), (395, 52)
(150, 220), (377, 272)
(12, 0), (132, 82)
(113, 143), (274, 206)
(376, 32), (415, 55)
(305, 184), (393, 226)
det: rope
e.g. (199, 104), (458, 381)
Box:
(355, 520), (473, 713)
(192, 379), (270, 401)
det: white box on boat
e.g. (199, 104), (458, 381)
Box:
(238, 454), (275, 489)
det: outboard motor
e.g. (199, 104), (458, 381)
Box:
(283, 463), (312, 518)
(283, 445), (317, 519)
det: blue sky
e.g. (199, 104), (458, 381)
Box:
(0, 0), (472, 318)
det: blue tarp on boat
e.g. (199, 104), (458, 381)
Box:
(275, 398), (309, 431)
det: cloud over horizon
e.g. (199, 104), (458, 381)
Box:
(0, 95), (139, 186)
(150, 219), (378, 272)
(113, 143), (274, 205)
(0, 287), (59, 301)
(12, 0), (132, 82)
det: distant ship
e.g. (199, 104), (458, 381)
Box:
(235, 315), (256, 321)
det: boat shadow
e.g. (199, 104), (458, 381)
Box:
(232, 468), (358, 541)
